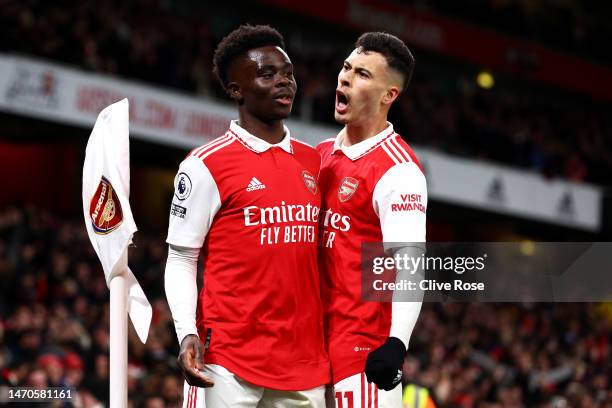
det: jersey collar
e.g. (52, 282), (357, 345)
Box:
(333, 122), (395, 161)
(229, 120), (293, 154)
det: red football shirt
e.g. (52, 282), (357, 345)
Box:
(167, 121), (330, 390)
(317, 123), (427, 383)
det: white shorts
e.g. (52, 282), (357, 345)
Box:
(333, 372), (401, 408)
(182, 364), (326, 408)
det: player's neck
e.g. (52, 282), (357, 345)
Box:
(343, 117), (389, 147)
(238, 112), (285, 145)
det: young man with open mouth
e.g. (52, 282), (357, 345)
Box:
(317, 32), (427, 408)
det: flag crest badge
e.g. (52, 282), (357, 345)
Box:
(90, 176), (123, 234)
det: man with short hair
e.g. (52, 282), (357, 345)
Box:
(165, 24), (329, 407)
(317, 32), (426, 407)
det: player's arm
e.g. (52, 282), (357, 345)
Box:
(165, 245), (212, 387)
(164, 156), (221, 388)
(366, 161), (427, 391)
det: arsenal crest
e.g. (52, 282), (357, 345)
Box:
(90, 176), (123, 234)
(302, 170), (318, 195)
(338, 177), (359, 202)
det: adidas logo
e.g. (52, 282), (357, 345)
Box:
(246, 177), (266, 192)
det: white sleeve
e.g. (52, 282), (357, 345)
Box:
(166, 156), (222, 248)
(164, 244), (200, 344)
(389, 246), (424, 350)
(373, 162), (427, 350)
(390, 302), (422, 350)
(372, 162), (427, 244)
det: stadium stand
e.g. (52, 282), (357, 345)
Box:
(1, 207), (610, 406)
(394, 0), (612, 64)
(1, 0), (610, 186)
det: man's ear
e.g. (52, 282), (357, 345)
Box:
(227, 81), (242, 103)
(382, 86), (400, 106)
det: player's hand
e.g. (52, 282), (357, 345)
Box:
(177, 334), (214, 388)
(364, 337), (406, 391)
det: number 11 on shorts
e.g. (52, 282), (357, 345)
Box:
(335, 391), (354, 408)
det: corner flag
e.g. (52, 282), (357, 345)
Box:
(82, 98), (152, 406)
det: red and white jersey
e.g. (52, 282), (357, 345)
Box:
(316, 123), (427, 384)
(167, 121), (330, 391)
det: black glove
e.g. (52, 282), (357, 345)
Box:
(364, 337), (406, 391)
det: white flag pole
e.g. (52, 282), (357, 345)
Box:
(109, 251), (128, 407)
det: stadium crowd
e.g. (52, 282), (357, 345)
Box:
(0, 206), (182, 407)
(1, 0), (611, 186)
(1, 206), (610, 407)
(404, 0), (612, 65)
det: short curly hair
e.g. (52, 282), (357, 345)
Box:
(213, 24), (286, 90)
(355, 32), (415, 91)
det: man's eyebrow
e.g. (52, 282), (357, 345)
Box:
(257, 62), (293, 70)
(257, 64), (276, 70)
(343, 61), (372, 76)
(355, 66), (372, 76)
